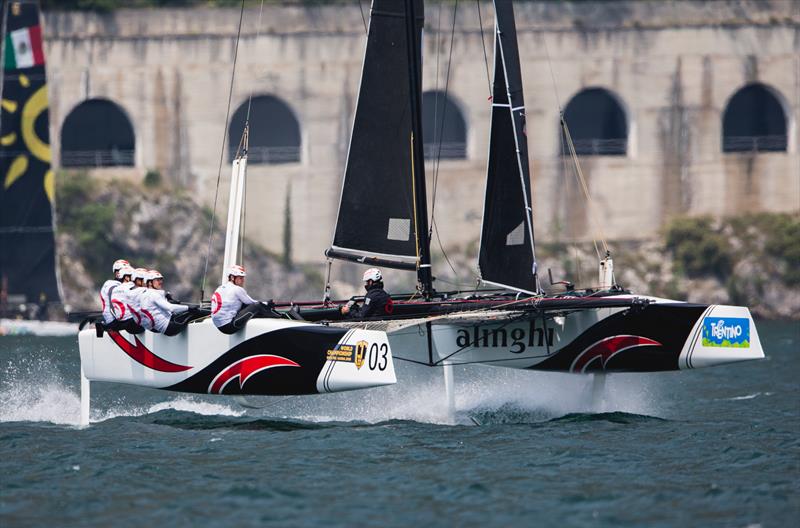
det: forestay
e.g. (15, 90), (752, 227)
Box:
(478, 0), (539, 294)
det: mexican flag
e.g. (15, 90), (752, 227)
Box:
(4, 25), (44, 70)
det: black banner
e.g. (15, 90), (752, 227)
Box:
(1, 0), (59, 305)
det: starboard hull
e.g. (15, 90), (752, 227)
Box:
(386, 298), (764, 373)
(78, 319), (396, 395)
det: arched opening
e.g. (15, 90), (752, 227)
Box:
(228, 95), (301, 164)
(722, 83), (787, 153)
(562, 88), (627, 156)
(60, 99), (135, 167)
(422, 90), (467, 160)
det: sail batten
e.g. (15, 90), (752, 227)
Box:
(329, 0), (425, 266)
(478, 0), (539, 294)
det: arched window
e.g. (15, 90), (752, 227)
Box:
(60, 99), (135, 167)
(228, 95), (301, 164)
(562, 88), (627, 156)
(722, 83), (787, 153)
(422, 91), (467, 160)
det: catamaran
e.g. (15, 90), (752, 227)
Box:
(292, 0), (764, 411)
(76, 0), (764, 425)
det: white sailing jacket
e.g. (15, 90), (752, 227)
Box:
(211, 282), (257, 327)
(110, 282), (136, 321)
(125, 286), (148, 327)
(99, 279), (121, 324)
(140, 289), (189, 333)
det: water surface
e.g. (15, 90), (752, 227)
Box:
(1, 321), (798, 527)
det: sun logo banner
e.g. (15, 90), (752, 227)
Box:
(0, 0), (60, 304)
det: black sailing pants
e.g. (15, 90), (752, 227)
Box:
(217, 303), (276, 335)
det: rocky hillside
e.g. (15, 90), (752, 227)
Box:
(55, 172), (799, 320)
(56, 172), (321, 311)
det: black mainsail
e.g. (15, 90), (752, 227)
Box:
(0, 0), (60, 306)
(327, 0), (430, 281)
(478, 0), (539, 294)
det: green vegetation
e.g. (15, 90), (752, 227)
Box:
(665, 216), (732, 278)
(729, 213), (800, 286)
(282, 183), (292, 270)
(56, 171), (122, 284)
(143, 169), (162, 188)
(665, 213), (800, 286)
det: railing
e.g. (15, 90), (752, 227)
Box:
(723, 135), (787, 153)
(243, 146), (301, 164)
(60, 149), (135, 168)
(423, 142), (467, 160)
(562, 138), (627, 156)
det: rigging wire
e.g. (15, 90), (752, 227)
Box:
(200, 0), (246, 302)
(239, 0), (266, 269)
(356, 0), (368, 36)
(541, 34), (609, 260)
(475, 0), (493, 98)
(427, 0), (462, 290)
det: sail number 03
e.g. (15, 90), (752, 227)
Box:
(368, 342), (389, 371)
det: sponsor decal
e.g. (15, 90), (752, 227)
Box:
(327, 341), (362, 367)
(355, 340), (367, 369)
(211, 292), (222, 314)
(702, 317), (750, 348)
(456, 320), (554, 354)
(326, 339), (389, 371)
(570, 335), (661, 373)
(107, 331), (192, 373)
(208, 354), (300, 394)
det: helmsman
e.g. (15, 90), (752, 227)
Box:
(340, 268), (393, 319)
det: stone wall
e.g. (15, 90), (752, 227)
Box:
(41, 1), (800, 264)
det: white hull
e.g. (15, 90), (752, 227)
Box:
(79, 318), (396, 395)
(381, 297), (764, 372)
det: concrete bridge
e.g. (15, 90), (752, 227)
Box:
(40, 0), (800, 263)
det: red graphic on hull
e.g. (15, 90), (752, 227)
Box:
(107, 331), (193, 373)
(570, 335), (661, 373)
(209, 355), (300, 394)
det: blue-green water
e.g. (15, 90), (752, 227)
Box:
(1, 321), (798, 527)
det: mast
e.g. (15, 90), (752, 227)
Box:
(403, 0), (433, 297)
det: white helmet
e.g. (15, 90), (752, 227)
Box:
(363, 268), (382, 284)
(132, 268), (148, 281)
(112, 259), (130, 277)
(227, 264), (246, 278)
(118, 265), (134, 279)
(148, 269), (163, 281)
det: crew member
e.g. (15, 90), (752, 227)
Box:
(107, 265), (144, 334)
(140, 270), (199, 336)
(96, 258), (130, 336)
(121, 268), (149, 331)
(134, 269), (158, 331)
(211, 265), (275, 334)
(99, 259), (129, 325)
(340, 268), (392, 319)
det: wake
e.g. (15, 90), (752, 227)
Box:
(0, 356), (663, 427)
